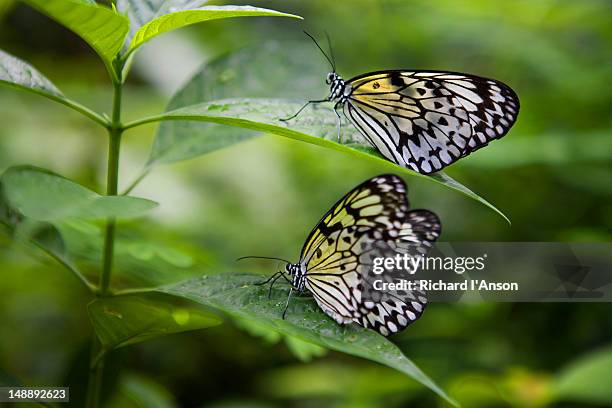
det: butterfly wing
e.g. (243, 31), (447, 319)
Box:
(344, 70), (519, 174)
(299, 174), (441, 335)
(357, 210), (439, 336)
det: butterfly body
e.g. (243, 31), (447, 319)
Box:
(274, 174), (441, 336)
(326, 72), (350, 104)
(285, 263), (307, 292)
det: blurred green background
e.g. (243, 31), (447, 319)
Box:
(1, 0), (611, 407)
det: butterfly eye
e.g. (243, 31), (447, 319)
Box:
(326, 73), (335, 85)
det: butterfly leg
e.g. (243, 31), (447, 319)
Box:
(282, 287), (294, 320)
(333, 102), (343, 143)
(280, 98), (329, 122)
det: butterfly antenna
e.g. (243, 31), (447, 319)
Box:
(304, 30), (335, 71)
(324, 30), (336, 72)
(237, 255), (291, 264)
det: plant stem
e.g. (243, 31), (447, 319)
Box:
(111, 286), (158, 296)
(85, 338), (105, 408)
(0, 84), (110, 127)
(85, 59), (124, 408)
(48, 93), (111, 128)
(100, 84), (122, 294)
(122, 113), (169, 130)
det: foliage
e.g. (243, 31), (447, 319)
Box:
(88, 293), (222, 350)
(0, 0), (610, 407)
(23, 0), (129, 79)
(2, 166), (157, 221)
(159, 274), (453, 403)
(125, 6), (301, 54)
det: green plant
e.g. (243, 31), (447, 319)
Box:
(0, 1), (529, 406)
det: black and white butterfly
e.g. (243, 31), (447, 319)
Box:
(284, 33), (520, 174)
(250, 174), (441, 336)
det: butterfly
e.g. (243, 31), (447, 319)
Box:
(249, 174), (441, 336)
(283, 32), (520, 174)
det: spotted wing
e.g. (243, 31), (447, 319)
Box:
(299, 174), (441, 335)
(344, 70), (519, 174)
(357, 210), (439, 336)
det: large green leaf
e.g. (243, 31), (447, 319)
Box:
(117, 0), (206, 44)
(151, 41), (328, 165)
(1, 166), (157, 221)
(159, 273), (457, 406)
(553, 346), (612, 405)
(23, 0), (129, 72)
(127, 6), (302, 54)
(0, 49), (106, 125)
(88, 293), (222, 350)
(130, 98), (508, 222)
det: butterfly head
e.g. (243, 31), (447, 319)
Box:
(327, 72), (349, 103)
(285, 263), (307, 291)
(326, 72), (338, 85)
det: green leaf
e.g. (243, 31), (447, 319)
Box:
(147, 42), (505, 222)
(126, 241), (194, 268)
(1, 166), (158, 221)
(159, 273), (457, 406)
(23, 0), (129, 70)
(151, 41), (328, 165)
(117, 0), (206, 45)
(553, 346), (612, 405)
(53, 219), (205, 288)
(0, 49), (62, 98)
(131, 98), (508, 222)
(88, 293), (223, 350)
(22, 222), (94, 289)
(0, 49), (107, 125)
(127, 6), (302, 54)
(1, 189), (94, 290)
